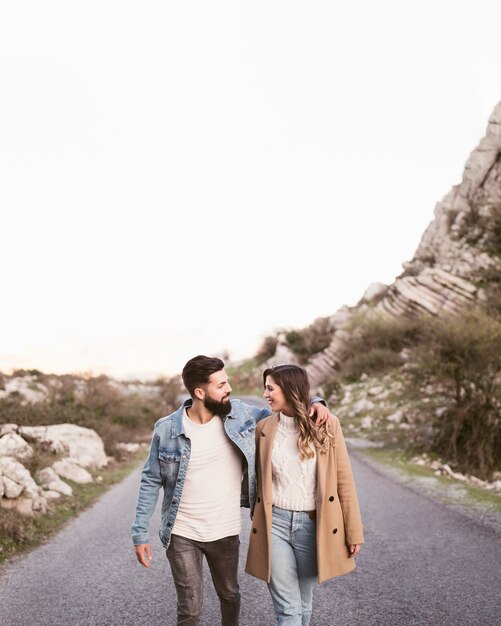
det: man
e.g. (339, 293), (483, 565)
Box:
(131, 355), (330, 626)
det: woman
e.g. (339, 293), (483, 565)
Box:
(245, 364), (364, 625)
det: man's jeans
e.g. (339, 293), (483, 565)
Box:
(166, 533), (241, 626)
(267, 507), (318, 626)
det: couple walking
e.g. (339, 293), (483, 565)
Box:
(131, 355), (364, 625)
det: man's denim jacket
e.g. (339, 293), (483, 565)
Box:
(131, 396), (324, 550)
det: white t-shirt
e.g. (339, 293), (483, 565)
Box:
(171, 409), (243, 542)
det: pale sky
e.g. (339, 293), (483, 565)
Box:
(1, 1), (500, 380)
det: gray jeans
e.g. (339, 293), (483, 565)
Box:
(166, 533), (241, 626)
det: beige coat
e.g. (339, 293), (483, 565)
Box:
(245, 413), (364, 584)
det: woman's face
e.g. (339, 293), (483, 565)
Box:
(263, 375), (293, 416)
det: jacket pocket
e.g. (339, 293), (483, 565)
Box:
(158, 449), (181, 480)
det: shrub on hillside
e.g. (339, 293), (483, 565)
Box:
(285, 317), (334, 364)
(337, 312), (422, 380)
(0, 373), (182, 458)
(458, 185), (501, 254)
(409, 307), (501, 479)
(341, 348), (404, 382)
(255, 336), (278, 364)
(479, 266), (501, 320)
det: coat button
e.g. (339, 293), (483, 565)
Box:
(329, 496), (335, 502)
(257, 497), (261, 503)
(252, 528), (257, 534)
(332, 528), (338, 534)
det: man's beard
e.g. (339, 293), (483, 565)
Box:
(203, 393), (232, 417)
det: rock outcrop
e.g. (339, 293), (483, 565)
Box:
(0, 423), (106, 515)
(304, 101), (501, 391)
(19, 423), (108, 469)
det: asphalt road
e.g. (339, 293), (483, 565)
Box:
(1, 409), (500, 625)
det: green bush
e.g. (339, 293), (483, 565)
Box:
(342, 348), (404, 382)
(255, 336), (278, 364)
(459, 185), (501, 254)
(0, 373), (182, 458)
(336, 312), (422, 380)
(285, 317), (334, 364)
(409, 307), (501, 478)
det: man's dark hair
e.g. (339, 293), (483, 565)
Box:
(182, 355), (225, 398)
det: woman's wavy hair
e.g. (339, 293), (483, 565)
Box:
(263, 364), (334, 460)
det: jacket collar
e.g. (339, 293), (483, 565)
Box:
(170, 399), (191, 438)
(170, 397), (238, 438)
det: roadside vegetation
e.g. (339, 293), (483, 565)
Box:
(0, 451), (145, 565)
(284, 317), (335, 364)
(232, 285), (501, 485)
(332, 305), (501, 480)
(0, 370), (182, 564)
(0, 370), (181, 459)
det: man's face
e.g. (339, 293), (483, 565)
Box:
(201, 369), (232, 416)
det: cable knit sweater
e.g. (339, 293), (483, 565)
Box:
(271, 413), (317, 511)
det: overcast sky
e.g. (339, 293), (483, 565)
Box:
(1, 1), (500, 380)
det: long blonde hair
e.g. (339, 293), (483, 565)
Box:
(263, 364), (335, 460)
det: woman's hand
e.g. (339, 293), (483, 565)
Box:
(349, 544), (362, 558)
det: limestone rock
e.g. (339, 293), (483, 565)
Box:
(43, 490), (62, 499)
(348, 399), (375, 417)
(52, 459), (93, 484)
(0, 456), (47, 514)
(3, 475), (24, 498)
(260, 332), (298, 370)
(304, 102), (501, 390)
(0, 432), (34, 461)
(0, 497), (36, 515)
(20, 424), (108, 469)
(0, 456), (40, 499)
(116, 442), (141, 454)
(0, 494), (47, 515)
(360, 416), (373, 429)
(35, 467), (73, 496)
(0, 424), (19, 436)
(387, 410), (404, 424)
(0, 377), (48, 403)
(360, 283), (388, 303)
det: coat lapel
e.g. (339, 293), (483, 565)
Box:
(259, 413), (279, 505)
(316, 441), (328, 505)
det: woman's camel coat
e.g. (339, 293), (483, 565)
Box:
(245, 414), (364, 584)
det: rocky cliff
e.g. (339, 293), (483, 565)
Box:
(304, 101), (501, 391)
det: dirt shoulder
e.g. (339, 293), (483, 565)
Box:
(347, 438), (501, 538)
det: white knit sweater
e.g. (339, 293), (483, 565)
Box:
(271, 413), (317, 511)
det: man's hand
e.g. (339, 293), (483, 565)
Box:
(134, 543), (153, 568)
(311, 402), (331, 426)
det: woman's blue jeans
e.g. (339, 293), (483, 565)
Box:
(268, 507), (318, 625)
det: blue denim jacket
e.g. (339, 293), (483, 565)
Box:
(131, 396), (324, 549)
